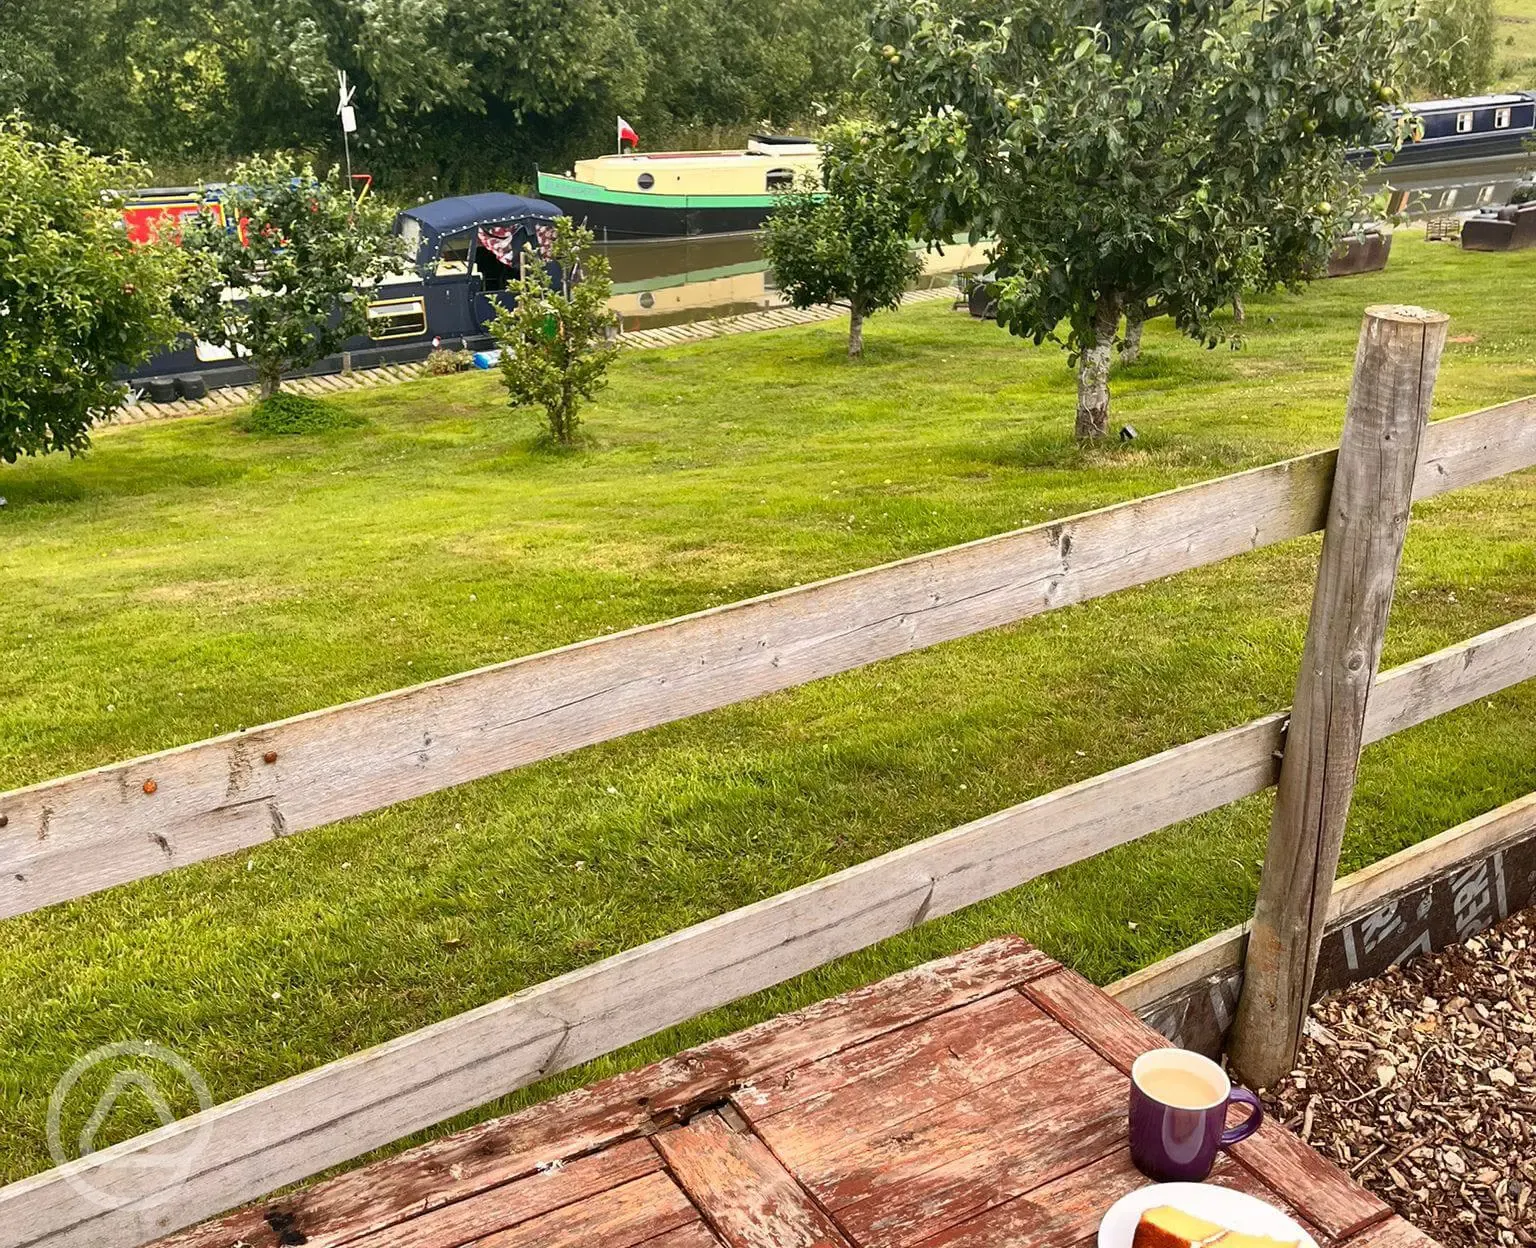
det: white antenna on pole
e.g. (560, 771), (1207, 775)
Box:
(337, 70), (358, 198)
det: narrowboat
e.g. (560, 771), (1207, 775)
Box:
(1356, 92), (1536, 166)
(126, 191), (563, 394)
(536, 135), (822, 241)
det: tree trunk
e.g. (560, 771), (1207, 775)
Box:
(1075, 294), (1120, 440)
(257, 362), (282, 402)
(1121, 304), (1145, 365)
(848, 304), (865, 359)
(1233, 291), (1246, 325)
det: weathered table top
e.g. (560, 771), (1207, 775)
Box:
(163, 937), (1441, 1248)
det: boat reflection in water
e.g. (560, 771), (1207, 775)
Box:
(600, 233), (991, 332)
(1369, 153), (1532, 218)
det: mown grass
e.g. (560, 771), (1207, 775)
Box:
(1495, 0), (1536, 90)
(1, 233), (1535, 1183)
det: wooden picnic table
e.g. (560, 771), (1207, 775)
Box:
(161, 937), (1440, 1248)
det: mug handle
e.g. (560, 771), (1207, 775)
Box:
(1220, 1087), (1264, 1147)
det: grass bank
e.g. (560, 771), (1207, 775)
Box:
(1, 233), (1535, 1182)
(1496, 0), (1536, 89)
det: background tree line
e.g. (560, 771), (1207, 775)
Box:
(0, 0), (868, 195)
(0, 0), (1502, 199)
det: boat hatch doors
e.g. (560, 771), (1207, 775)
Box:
(469, 223), (529, 330)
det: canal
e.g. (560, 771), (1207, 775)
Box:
(596, 153), (1529, 332)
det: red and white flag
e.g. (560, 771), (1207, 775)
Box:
(617, 116), (639, 151)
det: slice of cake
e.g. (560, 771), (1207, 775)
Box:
(1132, 1205), (1226, 1248)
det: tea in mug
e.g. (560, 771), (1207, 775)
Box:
(1136, 1065), (1224, 1109)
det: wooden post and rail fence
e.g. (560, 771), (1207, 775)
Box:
(1, 304), (1534, 1247)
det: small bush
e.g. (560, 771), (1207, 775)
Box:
(424, 347), (474, 376)
(490, 218), (617, 445)
(236, 393), (365, 436)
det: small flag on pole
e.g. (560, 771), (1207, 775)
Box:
(617, 116), (639, 153)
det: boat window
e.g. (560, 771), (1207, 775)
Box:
(1478, 184), (1497, 204)
(367, 297), (428, 339)
(396, 217), (423, 263)
(1456, 111), (1474, 134)
(194, 339), (237, 362)
(436, 233), (472, 276)
(637, 172), (655, 190)
(766, 168), (796, 191)
(1495, 108), (1511, 129)
(1440, 188), (1458, 208)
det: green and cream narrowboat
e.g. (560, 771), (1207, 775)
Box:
(537, 135), (821, 240)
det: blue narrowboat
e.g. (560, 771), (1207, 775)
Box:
(1363, 92), (1536, 166)
(128, 192), (563, 394)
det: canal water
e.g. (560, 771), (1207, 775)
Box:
(597, 154), (1529, 333)
(598, 233), (990, 332)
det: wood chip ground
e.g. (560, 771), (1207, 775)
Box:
(1267, 907), (1536, 1248)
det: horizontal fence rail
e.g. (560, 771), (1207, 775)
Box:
(6, 609), (1535, 1248)
(2, 395), (1534, 920)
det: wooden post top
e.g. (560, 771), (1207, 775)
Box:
(1361, 304), (1450, 325)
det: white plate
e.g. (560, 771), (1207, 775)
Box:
(1098, 1182), (1319, 1248)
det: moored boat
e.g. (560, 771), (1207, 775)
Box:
(123, 190), (563, 394)
(537, 135), (822, 241)
(1354, 92), (1536, 166)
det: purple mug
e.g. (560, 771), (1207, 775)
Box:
(1129, 1047), (1263, 1181)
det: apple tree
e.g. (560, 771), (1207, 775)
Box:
(870, 0), (1443, 438)
(177, 155), (404, 401)
(0, 119), (186, 462)
(761, 121), (922, 359)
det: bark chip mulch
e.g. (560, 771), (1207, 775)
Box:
(1265, 907), (1536, 1247)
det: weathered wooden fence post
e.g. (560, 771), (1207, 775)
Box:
(1229, 304), (1449, 1089)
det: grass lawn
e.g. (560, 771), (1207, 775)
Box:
(1495, 0), (1536, 89)
(2, 233), (1536, 1184)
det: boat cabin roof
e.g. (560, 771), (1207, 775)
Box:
(398, 192), (561, 239)
(578, 149), (820, 173)
(1413, 91), (1536, 112)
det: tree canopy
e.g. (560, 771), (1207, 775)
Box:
(761, 122), (922, 359)
(870, 0), (1441, 438)
(0, 119), (186, 463)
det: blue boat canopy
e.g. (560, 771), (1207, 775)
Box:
(401, 192), (561, 235)
(396, 193), (563, 265)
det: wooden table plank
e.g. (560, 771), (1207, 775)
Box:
(1346, 1217), (1441, 1247)
(473, 1171), (700, 1248)
(904, 1150), (1305, 1248)
(1022, 969), (1391, 1242)
(158, 938), (1053, 1248)
(733, 990), (1078, 1128)
(654, 1111), (851, 1248)
(771, 1044), (1127, 1248)
(645, 1227), (727, 1248)
(344, 1137), (660, 1248)
(1228, 1123), (1393, 1243)
(1023, 968), (1164, 1072)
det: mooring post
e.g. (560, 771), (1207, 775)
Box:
(1229, 304), (1449, 1089)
